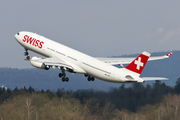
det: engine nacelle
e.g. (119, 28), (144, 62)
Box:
(30, 56), (49, 70)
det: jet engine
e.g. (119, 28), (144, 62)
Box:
(30, 56), (49, 70)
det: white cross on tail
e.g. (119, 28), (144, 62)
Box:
(134, 57), (144, 70)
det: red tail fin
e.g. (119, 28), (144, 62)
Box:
(125, 51), (150, 75)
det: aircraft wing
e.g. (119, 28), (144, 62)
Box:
(30, 56), (86, 73)
(42, 56), (73, 69)
(96, 52), (172, 66)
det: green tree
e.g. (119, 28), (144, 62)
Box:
(174, 77), (180, 93)
(102, 102), (114, 120)
(84, 98), (100, 115)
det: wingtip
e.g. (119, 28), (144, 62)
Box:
(165, 52), (172, 57)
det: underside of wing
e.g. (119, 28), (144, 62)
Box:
(43, 57), (73, 69)
(30, 56), (86, 74)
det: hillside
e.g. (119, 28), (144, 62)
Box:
(0, 50), (179, 91)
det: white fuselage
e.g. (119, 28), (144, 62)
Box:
(15, 31), (143, 83)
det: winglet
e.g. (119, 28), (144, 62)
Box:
(125, 51), (150, 75)
(165, 52), (172, 57)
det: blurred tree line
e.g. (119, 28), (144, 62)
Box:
(1, 78), (180, 120)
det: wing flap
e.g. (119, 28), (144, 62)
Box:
(38, 56), (73, 69)
(31, 56), (86, 74)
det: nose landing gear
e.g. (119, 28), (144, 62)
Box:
(24, 49), (30, 60)
(24, 51), (29, 56)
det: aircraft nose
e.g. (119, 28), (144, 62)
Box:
(15, 32), (20, 41)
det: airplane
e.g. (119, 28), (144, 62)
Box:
(15, 31), (172, 83)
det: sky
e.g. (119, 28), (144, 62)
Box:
(1, 1), (180, 68)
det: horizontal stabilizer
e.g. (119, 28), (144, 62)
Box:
(141, 77), (168, 81)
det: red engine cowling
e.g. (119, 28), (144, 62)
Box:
(30, 56), (49, 70)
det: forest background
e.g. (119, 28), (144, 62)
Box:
(0, 51), (180, 120)
(1, 79), (180, 120)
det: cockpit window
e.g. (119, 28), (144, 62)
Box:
(17, 33), (19, 35)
